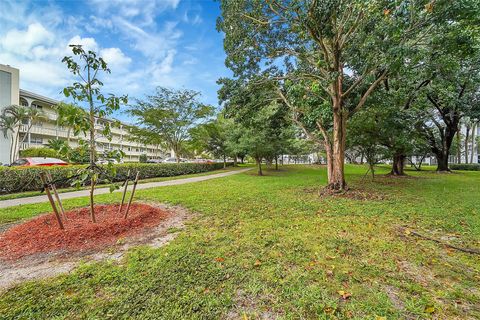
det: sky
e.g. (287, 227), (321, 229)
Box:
(0, 0), (231, 122)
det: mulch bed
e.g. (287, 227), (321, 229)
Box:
(0, 203), (170, 260)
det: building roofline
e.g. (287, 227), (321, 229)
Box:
(19, 88), (134, 127)
(20, 89), (60, 105)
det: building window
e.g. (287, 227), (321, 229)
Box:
(30, 135), (43, 145)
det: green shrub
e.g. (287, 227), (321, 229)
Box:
(450, 163), (480, 171)
(139, 154), (148, 163)
(19, 147), (61, 159)
(0, 162), (232, 194)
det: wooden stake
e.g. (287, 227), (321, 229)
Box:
(46, 172), (67, 221)
(40, 173), (64, 230)
(118, 170), (131, 215)
(124, 171), (140, 219)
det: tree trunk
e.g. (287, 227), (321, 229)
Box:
(328, 104), (347, 190)
(233, 155), (238, 167)
(256, 157), (263, 176)
(89, 104), (96, 223)
(470, 123), (476, 164)
(465, 126), (470, 164)
(456, 128), (461, 163)
(223, 154), (226, 169)
(275, 156), (278, 170)
(435, 151), (449, 171)
(435, 126), (457, 172)
(390, 153), (406, 176)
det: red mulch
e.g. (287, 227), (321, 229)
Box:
(0, 203), (170, 260)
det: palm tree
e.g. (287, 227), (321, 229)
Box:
(57, 102), (89, 143)
(0, 113), (17, 163)
(0, 105), (45, 163)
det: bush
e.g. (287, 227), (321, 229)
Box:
(20, 147), (61, 159)
(0, 162), (233, 194)
(450, 163), (480, 171)
(139, 154), (148, 163)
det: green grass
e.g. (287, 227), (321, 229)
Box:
(0, 166), (243, 202)
(0, 165), (479, 319)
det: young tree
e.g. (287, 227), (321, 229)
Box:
(218, 0), (439, 190)
(128, 87), (213, 163)
(225, 123), (248, 166)
(62, 45), (128, 222)
(190, 114), (231, 168)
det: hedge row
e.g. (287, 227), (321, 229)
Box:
(449, 163), (480, 171)
(0, 162), (232, 194)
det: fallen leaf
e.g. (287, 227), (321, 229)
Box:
(337, 290), (352, 299)
(215, 257), (225, 263)
(425, 305), (435, 314)
(254, 260), (262, 267)
(323, 306), (335, 314)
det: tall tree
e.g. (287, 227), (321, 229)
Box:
(218, 0), (438, 190)
(128, 87), (214, 162)
(62, 45), (128, 222)
(220, 79), (293, 175)
(406, 2), (480, 171)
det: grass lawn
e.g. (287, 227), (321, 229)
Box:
(0, 165), (479, 319)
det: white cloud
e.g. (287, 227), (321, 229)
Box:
(1, 23), (54, 57)
(100, 47), (132, 71)
(67, 35), (99, 52)
(88, 0), (180, 27)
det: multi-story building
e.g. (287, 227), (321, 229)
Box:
(0, 64), (167, 164)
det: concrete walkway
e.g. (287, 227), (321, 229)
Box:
(0, 168), (252, 209)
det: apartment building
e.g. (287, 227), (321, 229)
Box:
(0, 64), (167, 164)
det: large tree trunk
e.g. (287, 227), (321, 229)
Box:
(435, 126), (457, 172)
(435, 151), (449, 171)
(275, 155), (278, 170)
(256, 157), (263, 176)
(223, 154), (226, 169)
(233, 154), (238, 167)
(390, 153), (406, 176)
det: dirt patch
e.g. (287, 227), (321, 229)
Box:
(305, 187), (387, 201)
(0, 203), (191, 290)
(224, 290), (281, 320)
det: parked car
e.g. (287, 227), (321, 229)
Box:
(97, 158), (123, 165)
(193, 158), (214, 164)
(9, 157), (69, 167)
(163, 157), (178, 163)
(146, 159), (163, 163)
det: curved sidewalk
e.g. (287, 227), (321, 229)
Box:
(0, 168), (252, 209)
